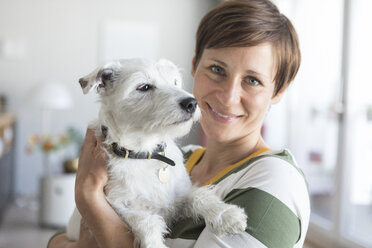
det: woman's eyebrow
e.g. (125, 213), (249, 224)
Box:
(245, 69), (270, 81)
(209, 58), (228, 67)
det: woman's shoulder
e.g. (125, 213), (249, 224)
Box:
(209, 148), (306, 191)
(246, 148), (298, 169)
(252, 149), (308, 191)
(219, 148), (309, 203)
(217, 148), (310, 248)
(233, 148), (306, 186)
(170, 147), (310, 248)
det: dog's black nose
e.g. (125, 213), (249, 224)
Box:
(179, 97), (197, 114)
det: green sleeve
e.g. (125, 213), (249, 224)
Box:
(168, 187), (301, 248)
(225, 187), (301, 248)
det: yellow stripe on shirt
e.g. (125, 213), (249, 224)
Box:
(185, 147), (271, 186)
(185, 148), (206, 174)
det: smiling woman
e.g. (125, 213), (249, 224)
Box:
(192, 45), (281, 143)
(168, 0), (309, 247)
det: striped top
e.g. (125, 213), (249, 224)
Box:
(166, 146), (310, 248)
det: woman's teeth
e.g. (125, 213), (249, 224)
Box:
(212, 108), (234, 118)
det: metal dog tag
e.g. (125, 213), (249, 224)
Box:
(158, 166), (170, 183)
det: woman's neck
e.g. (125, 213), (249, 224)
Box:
(202, 133), (266, 174)
(190, 132), (267, 185)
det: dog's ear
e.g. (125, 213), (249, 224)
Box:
(78, 61), (121, 94)
(156, 59), (182, 87)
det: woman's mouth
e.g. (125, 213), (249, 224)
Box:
(206, 103), (240, 123)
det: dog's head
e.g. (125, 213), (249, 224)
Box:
(79, 58), (200, 146)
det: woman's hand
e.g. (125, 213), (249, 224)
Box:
(75, 128), (108, 213)
(49, 128), (134, 248)
(74, 218), (101, 248)
(74, 128), (134, 248)
(48, 218), (101, 248)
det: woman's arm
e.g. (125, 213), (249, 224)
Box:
(74, 128), (134, 248)
(48, 215), (119, 248)
(49, 128), (134, 248)
(48, 233), (76, 248)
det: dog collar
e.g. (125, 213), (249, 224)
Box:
(101, 125), (175, 166)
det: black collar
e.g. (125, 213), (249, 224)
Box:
(101, 125), (175, 166)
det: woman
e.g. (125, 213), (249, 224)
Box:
(49, 0), (310, 247)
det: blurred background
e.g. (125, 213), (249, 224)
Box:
(0, 0), (371, 247)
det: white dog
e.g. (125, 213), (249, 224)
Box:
(66, 58), (247, 248)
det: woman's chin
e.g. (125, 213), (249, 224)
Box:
(201, 120), (233, 142)
(202, 129), (230, 143)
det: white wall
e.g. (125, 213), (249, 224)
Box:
(0, 0), (215, 196)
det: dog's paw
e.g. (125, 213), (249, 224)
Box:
(207, 205), (247, 237)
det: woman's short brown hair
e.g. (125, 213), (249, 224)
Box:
(193, 0), (301, 96)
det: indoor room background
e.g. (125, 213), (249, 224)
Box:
(0, 0), (371, 247)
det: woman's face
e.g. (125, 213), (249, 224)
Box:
(192, 44), (283, 143)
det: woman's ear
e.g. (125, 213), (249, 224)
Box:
(271, 87), (286, 105)
(191, 56), (196, 77)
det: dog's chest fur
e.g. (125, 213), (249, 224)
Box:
(104, 139), (191, 220)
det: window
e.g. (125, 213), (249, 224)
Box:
(343, 0), (372, 245)
(265, 0), (372, 247)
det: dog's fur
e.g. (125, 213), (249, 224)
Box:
(66, 58), (247, 248)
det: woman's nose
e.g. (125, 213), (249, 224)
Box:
(216, 77), (241, 105)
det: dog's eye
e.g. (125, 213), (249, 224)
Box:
(136, 84), (154, 92)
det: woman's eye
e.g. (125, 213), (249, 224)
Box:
(245, 77), (261, 86)
(210, 65), (224, 75)
(136, 84), (154, 92)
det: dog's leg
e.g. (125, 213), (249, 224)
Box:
(115, 208), (169, 248)
(182, 186), (247, 237)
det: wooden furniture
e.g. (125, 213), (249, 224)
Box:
(0, 113), (16, 223)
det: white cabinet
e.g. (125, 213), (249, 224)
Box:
(39, 174), (75, 228)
